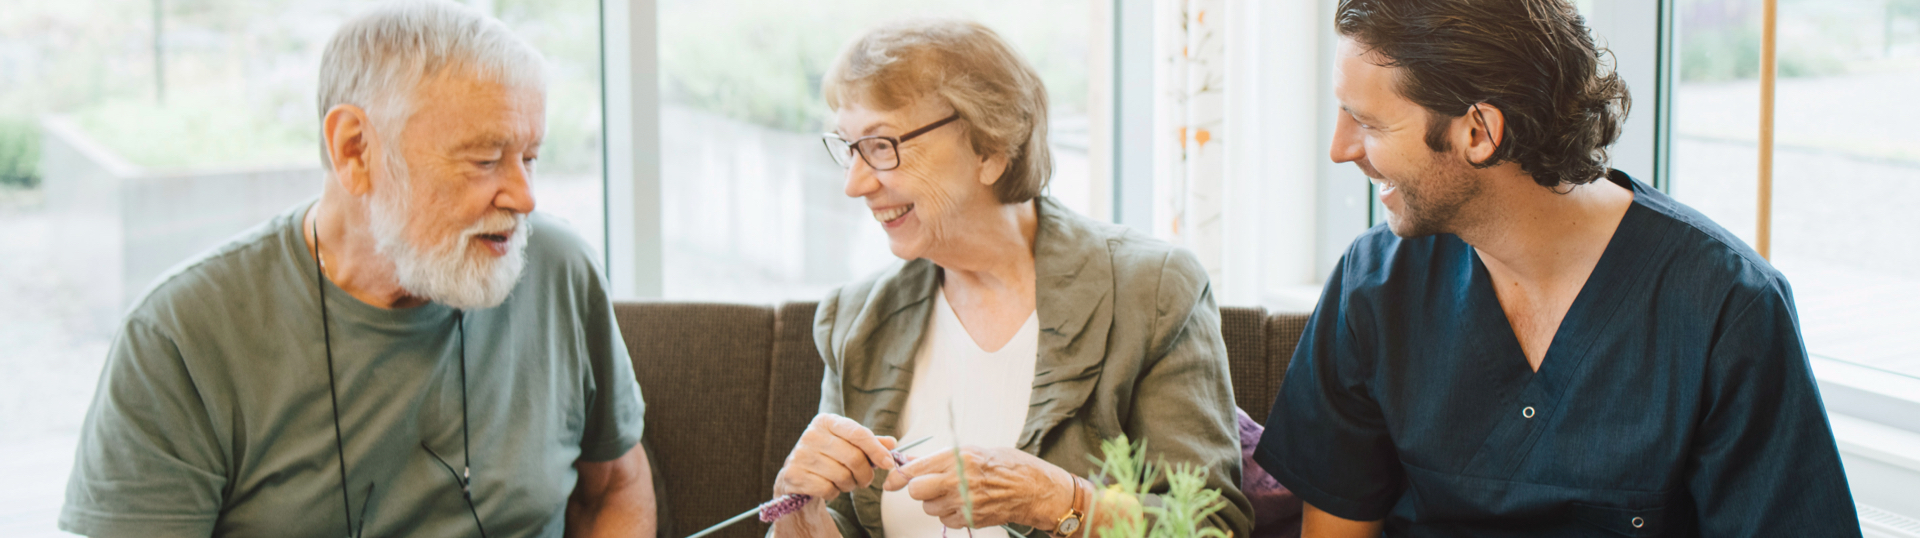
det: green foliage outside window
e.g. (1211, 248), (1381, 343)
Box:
(0, 117), (41, 189)
(658, 0), (1089, 134)
(1676, 0), (1849, 83)
(1680, 25), (1841, 82)
(0, 0), (605, 174)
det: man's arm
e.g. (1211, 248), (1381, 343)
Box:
(567, 441), (658, 538)
(1686, 284), (1860, 535)
(1303, 503), (1382, 538)
(61, 316), (228, 537)
(1254, 249), (1403, 523)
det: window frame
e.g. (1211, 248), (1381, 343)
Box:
(601, 0), (662, 298)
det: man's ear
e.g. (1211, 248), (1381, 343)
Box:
(1460, 103), (1505, 165)
(323, 104), (375, 196)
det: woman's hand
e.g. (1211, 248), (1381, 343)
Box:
(774, 414), (899, 500)
(881, 446), (1077, 530)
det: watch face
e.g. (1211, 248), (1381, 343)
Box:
(1060, 517), (1080, 534)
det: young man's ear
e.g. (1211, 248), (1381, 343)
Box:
(323, 104), (375, 196)
(1459, 103), (1506, 165)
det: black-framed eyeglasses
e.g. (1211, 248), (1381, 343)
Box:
(821, 113), (960, 171)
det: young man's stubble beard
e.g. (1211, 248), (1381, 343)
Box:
(1387, 147), (1487, 239)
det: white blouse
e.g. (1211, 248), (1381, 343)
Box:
(880, 286), (1040, 538)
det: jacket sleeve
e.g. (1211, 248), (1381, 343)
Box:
(809, 290), (871, 538)
(1126, 249), (1253, 538)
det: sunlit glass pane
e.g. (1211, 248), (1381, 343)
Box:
(1670, 0), (1920, 380)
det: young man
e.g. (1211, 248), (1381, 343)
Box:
(1255, 0), (1860, 536)
(60, 2), (654, 536)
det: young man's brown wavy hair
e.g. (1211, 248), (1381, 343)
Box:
(1336, 0), (1631, 188)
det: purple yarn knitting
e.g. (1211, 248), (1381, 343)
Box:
(759, 450), (914, 523)
(758, 494), (811, 522)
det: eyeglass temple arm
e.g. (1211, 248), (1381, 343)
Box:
(897, 112), (960, 142)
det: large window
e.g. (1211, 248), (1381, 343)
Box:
(1668, 0), (1920, 383)
(656, 0), (1092, 303)
(0, 1), (602, 535)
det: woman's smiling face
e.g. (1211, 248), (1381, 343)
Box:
(836, 97), (1008, 261)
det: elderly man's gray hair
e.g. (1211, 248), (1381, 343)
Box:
(317, 0), (546, 168)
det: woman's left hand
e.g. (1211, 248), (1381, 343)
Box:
(881, 446), (1077, 530)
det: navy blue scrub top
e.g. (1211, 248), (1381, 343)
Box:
(1255, 171), (1860, 537)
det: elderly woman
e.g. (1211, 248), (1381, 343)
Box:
(771, 18), (1250, 538)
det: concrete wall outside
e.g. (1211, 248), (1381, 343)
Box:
(39, 116), (319, 322)
(40, 117), (134, 332)
(121, 166), (319, 305)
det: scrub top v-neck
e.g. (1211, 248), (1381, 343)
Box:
(1255, 171), (1859, 537)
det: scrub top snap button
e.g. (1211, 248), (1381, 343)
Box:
(1522, 406), (1535, 418)
(1631, 517), (1645, 528)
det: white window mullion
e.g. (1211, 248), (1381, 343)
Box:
(601, 0), (662, 299)
(1221, 0), (1325, 307)
(1581, 0), (1673, 188)
(1113, 0), (1156, 233)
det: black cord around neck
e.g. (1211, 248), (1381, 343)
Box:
(313, 214), (365, 538)
(422, 310), (489, 538)
(314, 214), (483, 538)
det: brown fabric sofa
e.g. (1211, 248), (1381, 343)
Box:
(613, 301), (1310, 538)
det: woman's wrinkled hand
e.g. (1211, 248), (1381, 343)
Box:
(881, 446), (1075, 530)
(774, 414), (899, 501)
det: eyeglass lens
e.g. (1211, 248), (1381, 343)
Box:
(857, 139), (898, 170)
(824, 138), (854, 168)
(823, 136), (902, 171)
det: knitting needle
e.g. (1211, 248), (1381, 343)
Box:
(682, 436), (934, 538)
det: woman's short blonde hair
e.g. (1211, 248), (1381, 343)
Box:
(823, 18), (1051, 204)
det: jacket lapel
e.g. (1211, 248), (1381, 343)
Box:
(1019, 198), (1115, 452)
(838, 259), (938, 538)
(843, 198), (1117, 535)
(839, 258), (940, 441)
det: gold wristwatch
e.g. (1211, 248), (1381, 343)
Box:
(1050, 477), (1087, 538)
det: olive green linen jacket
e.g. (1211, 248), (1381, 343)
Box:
(810, 197), (1252, 538)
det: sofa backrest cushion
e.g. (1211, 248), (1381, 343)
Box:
(764, 302), (827, 511)
(618, 302), (775, 538)
(616, 301), (1310, 538)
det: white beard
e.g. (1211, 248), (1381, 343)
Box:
(366, 163), (531, 311)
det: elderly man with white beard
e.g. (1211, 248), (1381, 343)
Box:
(59, 2), (655, 537)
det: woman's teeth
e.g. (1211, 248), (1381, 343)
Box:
(872, 204), (913, 223)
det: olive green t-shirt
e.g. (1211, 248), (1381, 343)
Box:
(61, 201), (646, 538)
